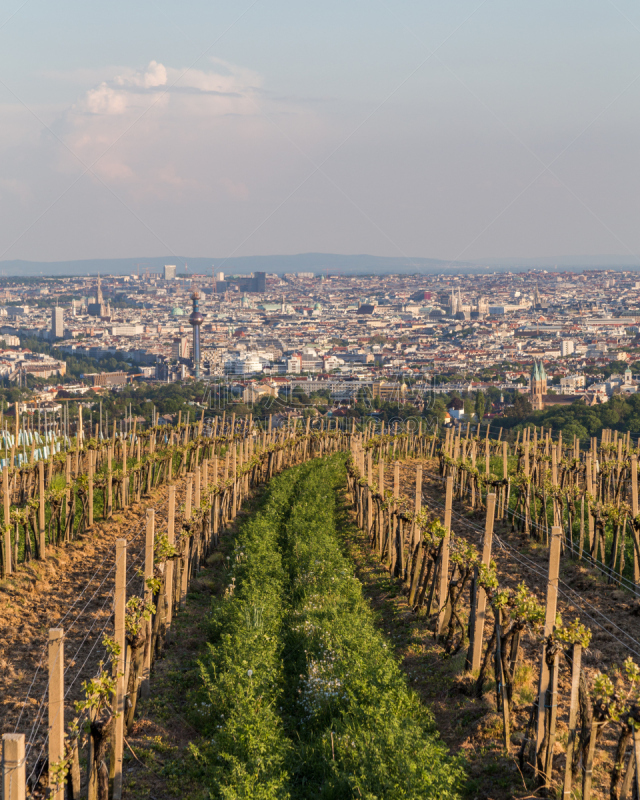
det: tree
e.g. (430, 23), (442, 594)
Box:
(292, 388), (310, 405)
(562, 421), (589, 442)
(512, 394), (533, 419)
(424, 397), (447, 425)
(475, 391), (485, 423)
(463, 396), (474, 419)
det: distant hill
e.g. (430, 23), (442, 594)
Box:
(474, 254), (640, 270)
(0, 252), (637, 278)
(0, 253), (462, 278)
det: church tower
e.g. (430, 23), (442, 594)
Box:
(533, 283), (541, 309)
(530, 360), (547, 410)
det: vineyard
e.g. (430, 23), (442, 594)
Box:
(3, 415), (640, 798)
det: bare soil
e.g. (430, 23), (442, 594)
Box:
(0, 471), (196, 784)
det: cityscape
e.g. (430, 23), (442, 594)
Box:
(3, 264), (640, 442)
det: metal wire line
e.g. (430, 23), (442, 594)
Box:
(15, 454), (240, 768)
(13, 519), (141, 743)
(428, 472), (640, 609)
(23, 490), (190, 781)
(21, 585), (115, 768)
(415, 471), (640, 659)
(23, 548), (144, 774)
(25, 608), (113, 778)
(491, 533), (640, 663)
(23, 549), (137, 776)
(28, 634), (117, 788)
(422, 463), (640, 594)
(11, 641), (48, 733)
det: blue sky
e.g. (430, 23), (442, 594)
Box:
(1, 0), (640, 264)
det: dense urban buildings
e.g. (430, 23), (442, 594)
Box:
(4, 266), (640, 433)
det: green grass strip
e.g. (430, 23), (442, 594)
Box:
(189, 455), (465, 799)
(187, 470), (300, 798)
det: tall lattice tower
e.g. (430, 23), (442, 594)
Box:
(188, 286), (204, 379)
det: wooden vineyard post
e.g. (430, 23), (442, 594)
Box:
(436, 476), (453, 637)
(392, 462), (402, 577)
(534, 525), (561, 782)
(141, 509), (154, 698)
(469, 493), (496, 672)
(586, 455), (594, 556)
(633, 727), (640, 800)
(194, 465), (201, 510)
(121, 439), (127, 509)
(166, 486), (175, 627)
(378, 458), (384, 495)
(112, 539), (126, 800)
(185, 475), (193, 520)
(551, 448), (559, 527)
(48, 627), (64, 800)
(632, 455), (639, 586)
(107, 446), (113, 518)
(2, 733), (25, 800)
(88, 450), (94, 528)
(38, 460), (45, 558)
(181, 477), (193, 605)
(63, 454), (70, 532)
(562, 643), (582, 799)
(413, 464), (422, 547)
(3, 466), (11, 575)
(501, 440), (508, 520)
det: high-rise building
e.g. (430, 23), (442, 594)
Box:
(561, 339), (575, 357)
(254, 271), (267, 292)
(171, 335), (190, 359)
(164, 264), (177, 280)
(223, 272), (267, 293)
(51, 307), (64, 340)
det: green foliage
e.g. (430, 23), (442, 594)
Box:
(188, 456), (464, 799)
(500, 390), (640, 441)
(125, 597), (155, 638)
(19, 336), (135, 380)
(187, 471), (298, 798)
(554, 618), (592, 648)
(474, 391), (485, 423)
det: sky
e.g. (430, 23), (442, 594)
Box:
(1, 0), (640, 265)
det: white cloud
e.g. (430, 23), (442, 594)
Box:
(84, 83), (129, 115)
(53, 59), (325, 199)
(115, 60), (167, 89)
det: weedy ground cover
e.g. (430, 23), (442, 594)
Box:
(188, 455), (464, 799)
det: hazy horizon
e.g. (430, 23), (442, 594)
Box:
(2, 251), (640, 278)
